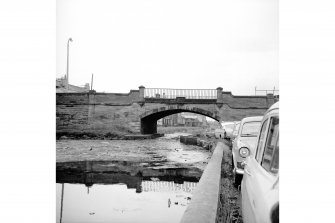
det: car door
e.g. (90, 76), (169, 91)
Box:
(242, 117), (269, 223)
(242, 116), (279, 223)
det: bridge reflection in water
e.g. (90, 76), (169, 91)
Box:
(56, 161), (201, 223)
(141, 181), (197, 193)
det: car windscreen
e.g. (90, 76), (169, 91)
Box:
(240, 121), (261, 137)
(223, 124), (235, 131)
(233, 123), (240, 134)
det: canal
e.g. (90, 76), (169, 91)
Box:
(56, 136), (212, 223)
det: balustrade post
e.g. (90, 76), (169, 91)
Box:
(216, 87), (223, 103)
(266, 93), (275, 108)
(139, 85), (145, 101)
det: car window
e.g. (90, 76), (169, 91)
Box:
(261, 116), (279, 173)
(224, 124), (234, 131)
(240, 121), (261, 136)
(255, 118), (269, 162)
(270, 135), (279, 174)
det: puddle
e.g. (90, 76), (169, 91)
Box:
(56, 161), (201, 223)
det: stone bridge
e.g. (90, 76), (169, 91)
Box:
(56, 86), (278, 134)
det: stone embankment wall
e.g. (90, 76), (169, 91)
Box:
(179, 141), (243, 223)
(180, 135), (215, 151)
(180, 142), (225, 223)
(56, 91), (143, 135)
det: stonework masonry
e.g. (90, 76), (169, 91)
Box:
(56, 87), (278, 134)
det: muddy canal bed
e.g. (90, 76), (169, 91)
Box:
(56, 137), (212, 223)
(56, 138), (212, 170)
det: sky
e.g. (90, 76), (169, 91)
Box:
(57, 0), (278, 95)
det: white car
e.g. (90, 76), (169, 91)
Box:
(231, 116), (263, 187)
(214, 122), (236, 139)
(241, 102), (279, 223)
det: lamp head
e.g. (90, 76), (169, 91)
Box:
(69, 38), (73, 42)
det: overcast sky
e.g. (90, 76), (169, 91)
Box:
(57, 0), (278, 95)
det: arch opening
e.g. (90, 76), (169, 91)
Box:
(140, 108), (220, 134)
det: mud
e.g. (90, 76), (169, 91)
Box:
(56, 137), (212, 171)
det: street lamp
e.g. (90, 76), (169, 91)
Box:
(66, 38), (73, 90)
(60, 183), (65, 223)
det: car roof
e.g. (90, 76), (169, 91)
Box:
(241, 116), (263, 123)
(265, 102), (279, 114)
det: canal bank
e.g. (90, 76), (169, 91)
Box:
(180, 140), (242, 223)
(216, 140), (242, 223)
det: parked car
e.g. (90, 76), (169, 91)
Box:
(214, 122), (236, 139)
(205, 128), (215, 138)
(223, 122), (237, 139)
(232, 116), (263, 186)
(241, 102), (279, 223)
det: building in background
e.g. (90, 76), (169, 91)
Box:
(159, 113), (208, 127)
(182, 114), (207, 127)
(56, 75), (90, 93)
(161, 113), (179, 126)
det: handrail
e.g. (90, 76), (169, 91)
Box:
(144, 88), (217, 99)
(255, 86), (279, 96)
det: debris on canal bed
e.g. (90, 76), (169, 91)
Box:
(179, 135), (215, 151)
(56, 139), (212, 171)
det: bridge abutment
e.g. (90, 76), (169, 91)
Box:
(141, 118), (157, 134)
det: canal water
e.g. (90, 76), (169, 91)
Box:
(56, 138), (210, 223)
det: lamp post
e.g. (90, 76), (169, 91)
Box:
(66, 38), (73, 90)
(60, 183), (64, 223)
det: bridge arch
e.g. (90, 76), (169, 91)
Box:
(140, 106), (221, 134)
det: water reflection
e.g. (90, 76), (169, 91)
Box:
(56, 161), (200, 223)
